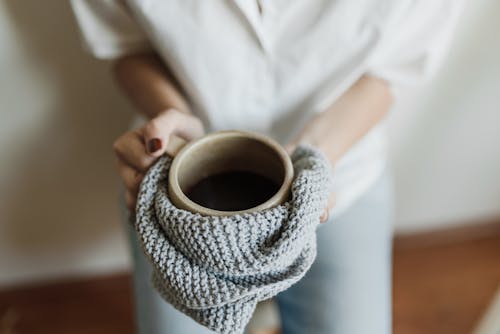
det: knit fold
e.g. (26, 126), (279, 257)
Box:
(133, 145), (332, 334)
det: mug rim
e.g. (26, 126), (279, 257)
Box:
(168, 130), (294, 216)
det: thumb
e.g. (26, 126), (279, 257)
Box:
(142, 112), (178, 158)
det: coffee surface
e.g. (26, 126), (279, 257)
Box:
(185, 171), (280, 211)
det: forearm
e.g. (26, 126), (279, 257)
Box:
(292, 75), (393, 166)
(113, 52), (190, 119)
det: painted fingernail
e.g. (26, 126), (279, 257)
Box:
(147, 138), (162, 153)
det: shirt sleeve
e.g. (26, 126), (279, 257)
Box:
(70, 0), (152, 59)
(367, 0), (464, 86)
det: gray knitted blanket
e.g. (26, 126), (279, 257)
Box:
(133, 146), (332, 334)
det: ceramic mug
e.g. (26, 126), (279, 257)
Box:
(164, 130), (294, 216)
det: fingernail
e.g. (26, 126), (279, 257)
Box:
(320, 211), (329, 223)
(147, 138), (162, 154)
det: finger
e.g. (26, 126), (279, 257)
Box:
(143, 109), (204, 157)
(320, 209), (329, 223)
(170, 111), (205, 141)
(125, 190), (136, 212)
(142, 119), (171, 157)
(320, 194), (336, 223)
(113, 130), (155, 172)
(116, 159), (144, 195)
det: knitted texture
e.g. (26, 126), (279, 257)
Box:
(133, 145), (332, 334)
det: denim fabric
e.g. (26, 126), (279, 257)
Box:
(276, 172), (394, 334)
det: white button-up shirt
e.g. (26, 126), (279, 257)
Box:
(71, 0), (462, 215)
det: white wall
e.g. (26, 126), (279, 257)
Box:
(0, 1), (132, 286)
(0, 0), (499, 286)
(388, 0), (500, 232)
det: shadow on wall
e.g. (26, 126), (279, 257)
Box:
(2, 1), (133, 262)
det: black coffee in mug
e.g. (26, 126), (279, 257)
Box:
(186, 171), (280, 211)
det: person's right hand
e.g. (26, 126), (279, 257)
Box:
(113, 108), (204, 211)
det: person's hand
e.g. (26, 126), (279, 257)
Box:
(285, 142), (335, 223)
(113, 108), (204, 211)
(320, 194), (336, 223)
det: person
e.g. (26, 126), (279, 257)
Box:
(70, 1), (462, 333)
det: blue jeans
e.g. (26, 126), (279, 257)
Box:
(127, 172), (394, 334)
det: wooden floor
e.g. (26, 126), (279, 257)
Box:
(1, 232), (499, 334)
(393, 232), (500, 334)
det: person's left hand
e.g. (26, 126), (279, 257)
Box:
(285, 143), (335, 223)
